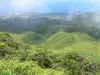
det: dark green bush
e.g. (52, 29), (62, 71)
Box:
(33, 51), (52, 68)
(0, 42), (14, 57)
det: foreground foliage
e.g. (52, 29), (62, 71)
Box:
(0, 32), (100, 75)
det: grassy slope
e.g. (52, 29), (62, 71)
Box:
(43, 31), (96, 49)
(41, 31), (100, 61)
(11, 31), (100, 58)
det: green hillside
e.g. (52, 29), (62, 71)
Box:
(0, 32), (100, 75)
(11, 31), (43, 44)
(43, 31), (96, 49)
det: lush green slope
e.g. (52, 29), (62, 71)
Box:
(0, 32), (100, 75)
(11, 31), (100, 56)
(43, 31), (96, 49)
(11, 31), (43, 44)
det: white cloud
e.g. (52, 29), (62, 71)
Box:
(32, 0), (49, 12)
(11, 0), (49, 12)
(84, 0), (100, 11)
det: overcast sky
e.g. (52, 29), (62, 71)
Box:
(0, 0), (100, 13)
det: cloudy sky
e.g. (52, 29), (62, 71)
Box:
(0, 0), (100, 13)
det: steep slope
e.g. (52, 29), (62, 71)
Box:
(43, 31), (96, 49)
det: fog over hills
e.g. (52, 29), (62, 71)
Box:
(0, 12), (100, 39)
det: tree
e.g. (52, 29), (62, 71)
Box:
(0, 42), (13, 57)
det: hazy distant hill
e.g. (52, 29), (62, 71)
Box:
(0, 12), (100, 38)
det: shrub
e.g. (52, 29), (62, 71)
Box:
(33, 51), (52, 68)
(0, 42), (14, 57)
